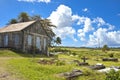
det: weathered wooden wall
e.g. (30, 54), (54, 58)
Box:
(22, 21), (49, 54)
(0, 31), (23, 50)
(0, 21), (49, 55)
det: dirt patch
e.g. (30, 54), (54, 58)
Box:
(0, 57), (22, 80)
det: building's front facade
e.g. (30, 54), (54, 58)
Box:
(0, 20), (49, 55)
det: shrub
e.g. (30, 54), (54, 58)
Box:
(108, 53), (114, 58)
(102, 45), (109, 52)
(50, 48), (70, 53)
(105, 69), (120, 80)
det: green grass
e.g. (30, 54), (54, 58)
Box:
(8, 58), (74, 80)
(0, 49), (21, 57)
(0, 48), (120, 80)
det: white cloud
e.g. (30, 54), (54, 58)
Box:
(48, 4), (119, 47)
(18, 0), (51, 3)
(72, 15), (94, 41)
(77, 29), (86, 41)
(72, 15), (85, 25)
(83, 18), (94, 32)
(48, 5), (77, 41)
(93, 17), (105, 27)
(82, 8), (88, 12)
(86, 28), (120, 47)
(117, 13), (120, 16)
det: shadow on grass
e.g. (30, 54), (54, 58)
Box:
(0, 48), (51, 58)
(11, 49), (51, 58)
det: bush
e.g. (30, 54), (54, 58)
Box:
(108, 53), (114, 58)
(102, 45), (109, 52)
(50, 48), (70, 53)
(105, 69), (120, 80)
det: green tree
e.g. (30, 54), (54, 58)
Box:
(55, 37), (61, 46)
(31, 15), (41, 20)
(8, 18), (18, 24)
(102, 44), (109, 52)
(18, 12), (30, 22)
(40, 19), (56, 46)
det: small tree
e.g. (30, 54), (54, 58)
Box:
(18, 12), (30, 22)
(102, 44), (109, 52)
(8, 19), (18, 24)
(55, 37), (61, 46)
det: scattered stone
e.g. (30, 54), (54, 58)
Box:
(73, 60), (89, 66)
(98, 66), (120, 73)
(78, 62), (89, 66)
(89, 63), (105, 70)
(102, 58), (118, 62)
(38, 59), (55, 65)
(73, 60), (80, 64)
(58, 69), (83, 79)
(111, 66), (120, 69)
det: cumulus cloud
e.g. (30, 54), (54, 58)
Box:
(117, 13), (120, 16)
(72, 15), (94, 41)
(18, 0), (51, 3)
(48, 4), (77, 42)
(93, 17), (115, 30)
(74, 16), (115, 42)
(86, 28), (120, 47)
(48, 4), (119, 47)
(93, 17), (105, 27)
(82, 8), (88, 12)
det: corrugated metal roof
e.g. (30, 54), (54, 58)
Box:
(0, 21), (36, 33)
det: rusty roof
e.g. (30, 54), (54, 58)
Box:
(0, 21), (36, 33)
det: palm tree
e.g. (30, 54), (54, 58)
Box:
(31, 15), (41, 20)
(40, 19), (56, 38)
(18, 12), (30, 22)
(8, 18), (18, 24)
(39, 19), (56, 47)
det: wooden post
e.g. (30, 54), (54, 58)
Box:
(81, 56), (87, 63)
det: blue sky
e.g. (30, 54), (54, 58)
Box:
(0, 0), (120, 47)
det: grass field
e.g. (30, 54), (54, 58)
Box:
(0, 48), (120, 80)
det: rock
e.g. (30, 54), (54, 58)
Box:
(59, 69), (83, 79)
(38, 59), (55, 65)
(73, 60), (80, 63)
(98, 67), (120, 73)
(102, 58), (118, 62)
(89, 63), (105, 70)
(78, 62), (89, 66)
(110, 66), (120, 69)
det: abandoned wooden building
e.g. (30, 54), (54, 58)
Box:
(0, 20), (51, 55)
